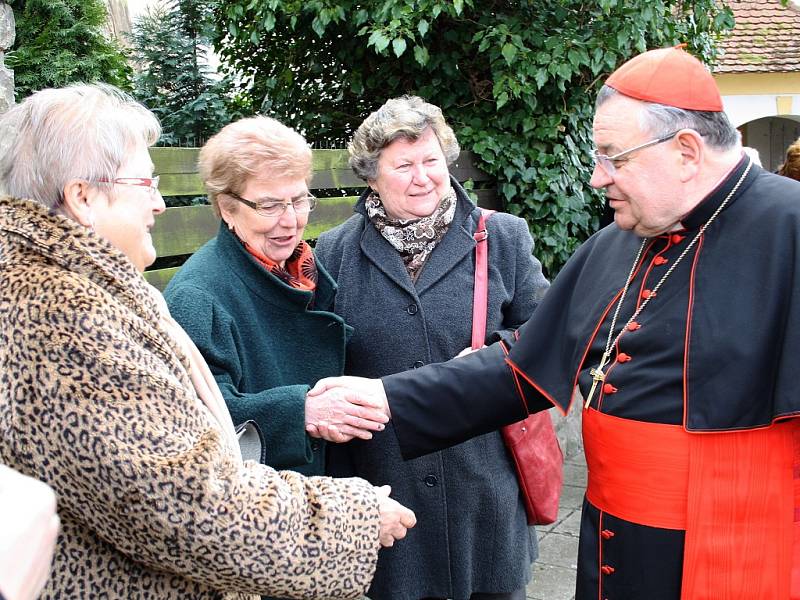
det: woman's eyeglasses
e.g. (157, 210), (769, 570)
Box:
(97, 176), (161, 194)
(226, 191), (318, 217)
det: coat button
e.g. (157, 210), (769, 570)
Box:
(406, 303), (418, 315)
(617, 352), (631, 363)
(412, 360), (425, 369)
(600, 564), (616, 575)
(670, 233), (685, 245)
(311, 441), (320, 452)
(424, 474), (438, 487)
(627, 321), (641, 331)
(654, 256), (668, 266)
(602, 383), (617, 394)
(641, 289), (655, 299)
(601, 529), (615, 539)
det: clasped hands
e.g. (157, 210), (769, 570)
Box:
(304, 378), (415, 547)
(304, 376), (389, 443)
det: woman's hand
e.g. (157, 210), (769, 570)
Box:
(0, 465), (60, 600)
(305, 378), (390, 442)
(374, 485), (416, 547)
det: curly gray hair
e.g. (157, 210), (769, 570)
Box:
(349, 96), (460, 182)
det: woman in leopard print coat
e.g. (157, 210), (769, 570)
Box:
(0, 84), (411, 599)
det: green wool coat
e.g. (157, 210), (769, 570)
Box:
(164, 222), (351, 475)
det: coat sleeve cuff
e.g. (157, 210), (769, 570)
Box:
(384, 343), (528, 460)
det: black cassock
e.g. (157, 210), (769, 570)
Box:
(384, 157), (800, 599)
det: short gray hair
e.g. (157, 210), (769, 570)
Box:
(349, 95), (460, 182)
(596, 85), (738, 151)
(0, 83), (161, 209)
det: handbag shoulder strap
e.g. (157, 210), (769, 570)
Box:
(471, 208), (495, 350)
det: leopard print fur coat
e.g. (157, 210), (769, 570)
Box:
(0, 196), (380, 599)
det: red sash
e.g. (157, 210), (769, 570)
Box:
(583, 408), (800, 599)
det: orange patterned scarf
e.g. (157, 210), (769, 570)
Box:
(245, 240), (318, 292)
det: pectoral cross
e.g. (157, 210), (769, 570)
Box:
(584, 353), (610, 409)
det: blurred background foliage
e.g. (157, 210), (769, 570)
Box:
(8, 0), (132, 96)
(212, 0), (735, 275)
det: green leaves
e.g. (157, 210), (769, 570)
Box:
(367, 29), (391, 52)
(413, 44), (429, 66)
(501, 43), (517, 65)
(10, 0), (133, 97)
(496, 91), (509, 109)
(392, 37), (407, 57)
(212, 0), (732, 275)
(129, 0), (241, 149)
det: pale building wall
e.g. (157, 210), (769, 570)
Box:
(715, 72), (800, 127)
(722, 94), (800, 127)
(713, 72), (800, 172)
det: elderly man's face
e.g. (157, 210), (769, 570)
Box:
(590, 94), (686, 237)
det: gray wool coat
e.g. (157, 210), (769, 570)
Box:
(315, 178), (550, 600)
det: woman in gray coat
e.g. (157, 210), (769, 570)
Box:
(315, 96), (550, 600)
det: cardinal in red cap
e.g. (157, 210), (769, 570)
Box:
(605, 45), (723, 111)
(308, 46), (800, 600)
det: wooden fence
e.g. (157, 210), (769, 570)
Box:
(145, 147), (497, 290)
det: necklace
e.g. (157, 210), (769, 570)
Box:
(584, 157), (753, 409)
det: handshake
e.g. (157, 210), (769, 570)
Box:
(304, 376), (390, 443)
(304, 376), (415, 547)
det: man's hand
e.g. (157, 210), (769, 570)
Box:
(308, 376), (389, 411)
(0, 465), (60, 600)
(375, 485), (416, 547)
(305, 380), (389, 443)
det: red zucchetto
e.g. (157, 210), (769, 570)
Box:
(605, 46), (723, 112)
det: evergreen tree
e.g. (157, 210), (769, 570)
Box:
(8, 0), (132, 98)
(131, 0), (239, 147)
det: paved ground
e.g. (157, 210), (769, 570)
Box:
(525, 451), (587, 600)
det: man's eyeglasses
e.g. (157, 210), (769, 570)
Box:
(592, 131), (680, 176)
(226, 191), (318, 217)
(97, 176), (161, 194)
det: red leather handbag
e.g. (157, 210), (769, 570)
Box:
(472, 209), (563, 526)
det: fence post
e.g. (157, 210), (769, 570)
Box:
(0, 1), (14, 114)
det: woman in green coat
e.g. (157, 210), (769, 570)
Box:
(165, 116), (388, 474)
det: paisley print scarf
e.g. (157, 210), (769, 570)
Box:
(245, 239), (318, 292)
(366, 187), (457, 281)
